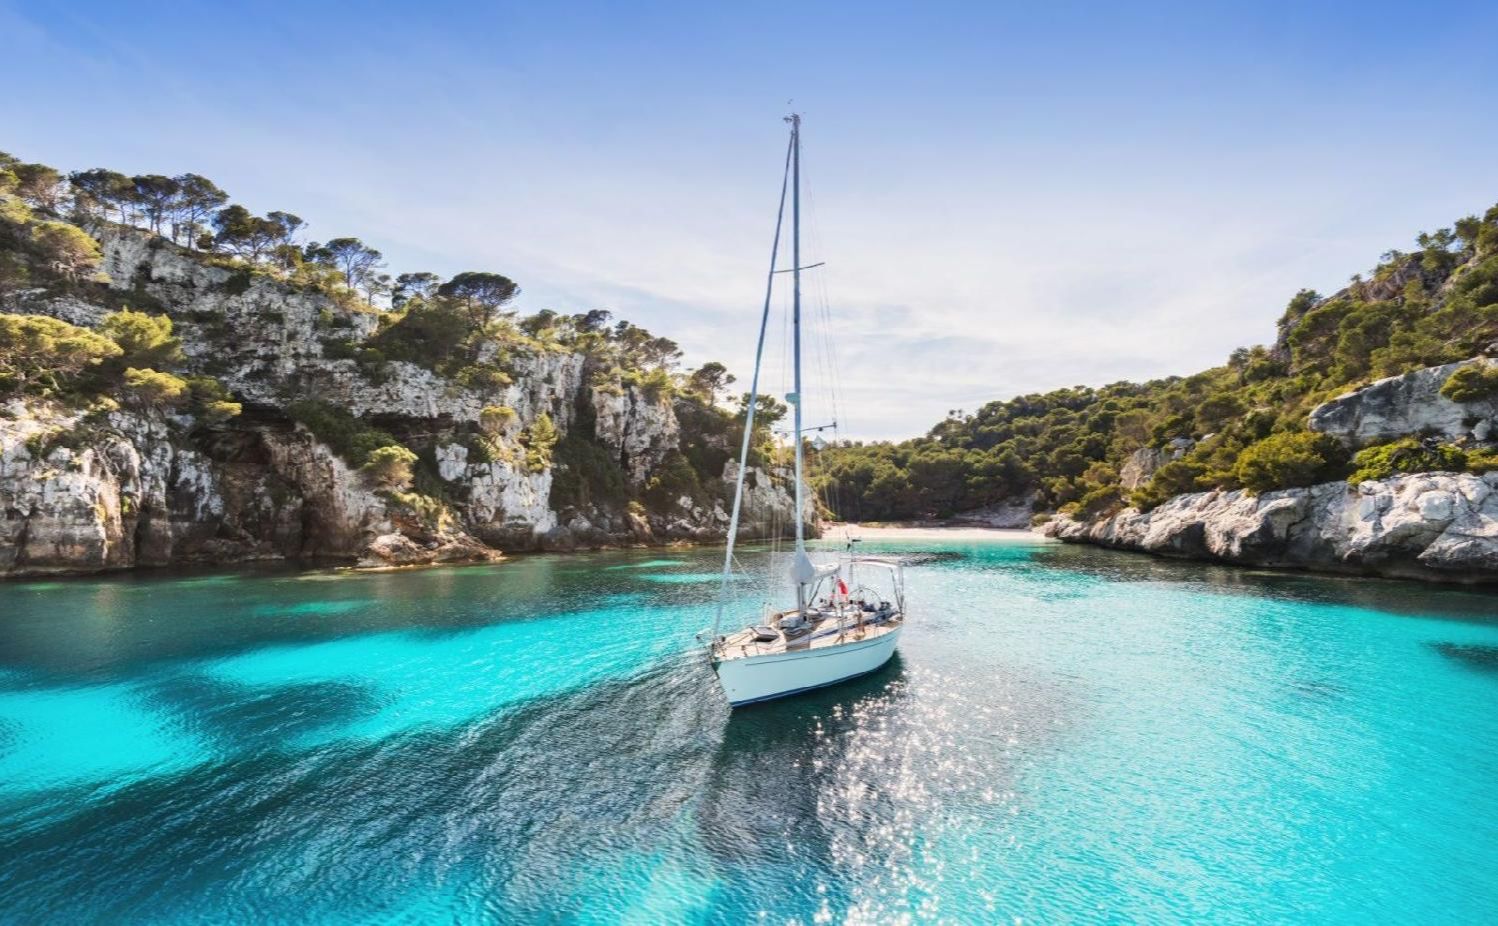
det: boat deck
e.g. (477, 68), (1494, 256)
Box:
(715, 608), (903, 661)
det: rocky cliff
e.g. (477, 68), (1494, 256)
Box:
(1041, 353), (1498, 584)
(1043, 471), (1498, 583)
(0, 228), (803, 577)
(1308, 358), (1498, 447)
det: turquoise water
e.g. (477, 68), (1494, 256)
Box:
(2, 538), (1497, 923)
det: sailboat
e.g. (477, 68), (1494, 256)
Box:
(708, 114), (907, 707)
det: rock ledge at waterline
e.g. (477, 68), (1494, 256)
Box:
(1042, 472), (1498, 583)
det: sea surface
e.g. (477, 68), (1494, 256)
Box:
(2, 537), (1497, 924)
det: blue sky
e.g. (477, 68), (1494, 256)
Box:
(4, 1), (1498, 438)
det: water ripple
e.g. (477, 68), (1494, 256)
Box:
(0, 541), (1496, 922)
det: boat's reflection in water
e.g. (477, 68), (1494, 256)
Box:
(698, 654), (909, 913)
(697, 651), (1031, 919)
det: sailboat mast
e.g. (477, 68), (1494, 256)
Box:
(791, 114), (805, 555)
(790, 114), (809, 618)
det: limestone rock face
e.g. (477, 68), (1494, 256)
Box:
(723, 461), (809, 537)
(511, 351), (588, 431)
(590, 385), (680, 485)
(1119, 448), (1167, 491)
(1166, 437), (1195, 459)
(454, 454), (558, 548)
(0, 229), (804, 575)
(0, 400), (503, 577)
(97, 229), (378, 408)
(1308, 358), (1498, 448)
(255, 424), (394, 557)
(1, 401), (248, 575)
(1043, 472), (1498, 583)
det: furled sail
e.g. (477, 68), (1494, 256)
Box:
(789, 550), (838, 585)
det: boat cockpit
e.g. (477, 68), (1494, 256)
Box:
(714, 555), (905, 658)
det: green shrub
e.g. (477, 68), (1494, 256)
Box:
(1130, 458), (1207, 510)
(287, 399), (404, 469)
(453, 363), (512, 390)
(0, 195), (32, 225)
(1149, 413), (1193, 444)
(479, 404), (518, 435)
(319, 337), (360, 361)
(644, 450), (705, 509)
(1080, 461), (1117, 485)
(184, 374), (242, 423)
(100, 309), (182, 369)
(520, 412), (558, 472)
(461, 433), (507, 465)
(320, 337), (388, 379)
(0, 314), (120, 395)
(549, 432), (629, 510)
(362, 444), (418, 487)
(24, 422), (100, 459)
(222, 269), (254, 295)
(1234, 431), (1346, 492)
(1347, 438), (1468, 483)
(1241, 408), (1277, 440)
(384, 489), (448, 527)
(1042, 475), (1082, 508)
(122, 367), (188, 407)
(590, 368), (626, 396)
(622, 366), (674, 401)
(1060, 484), (1123, 518)
(369, 301), (472, 370)
(30, 221), (102, 281)
(1195, 393), (1245, 432)
(201, 399), (241, 422)
(1466, 448), (1498, 474)
(1440, 363), (1498, 403)
(674, 396), (734, 497)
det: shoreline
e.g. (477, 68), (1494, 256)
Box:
(824, 523), (1050, 542)
(1042, 473), (1498, 588)
(0, 524), (1051, 584)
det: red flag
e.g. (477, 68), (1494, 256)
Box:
(836, 577), (848, 597)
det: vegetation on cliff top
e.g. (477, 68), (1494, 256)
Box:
(816, 202), (1498, 520)
(1, 147), (723, 397)
(0, 306), (239, 425)
(1, 146), (774, 523)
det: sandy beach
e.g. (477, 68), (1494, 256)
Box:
(824, 523), (1051, 542)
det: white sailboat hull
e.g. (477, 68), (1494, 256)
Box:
(713, 627), (901, 706)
